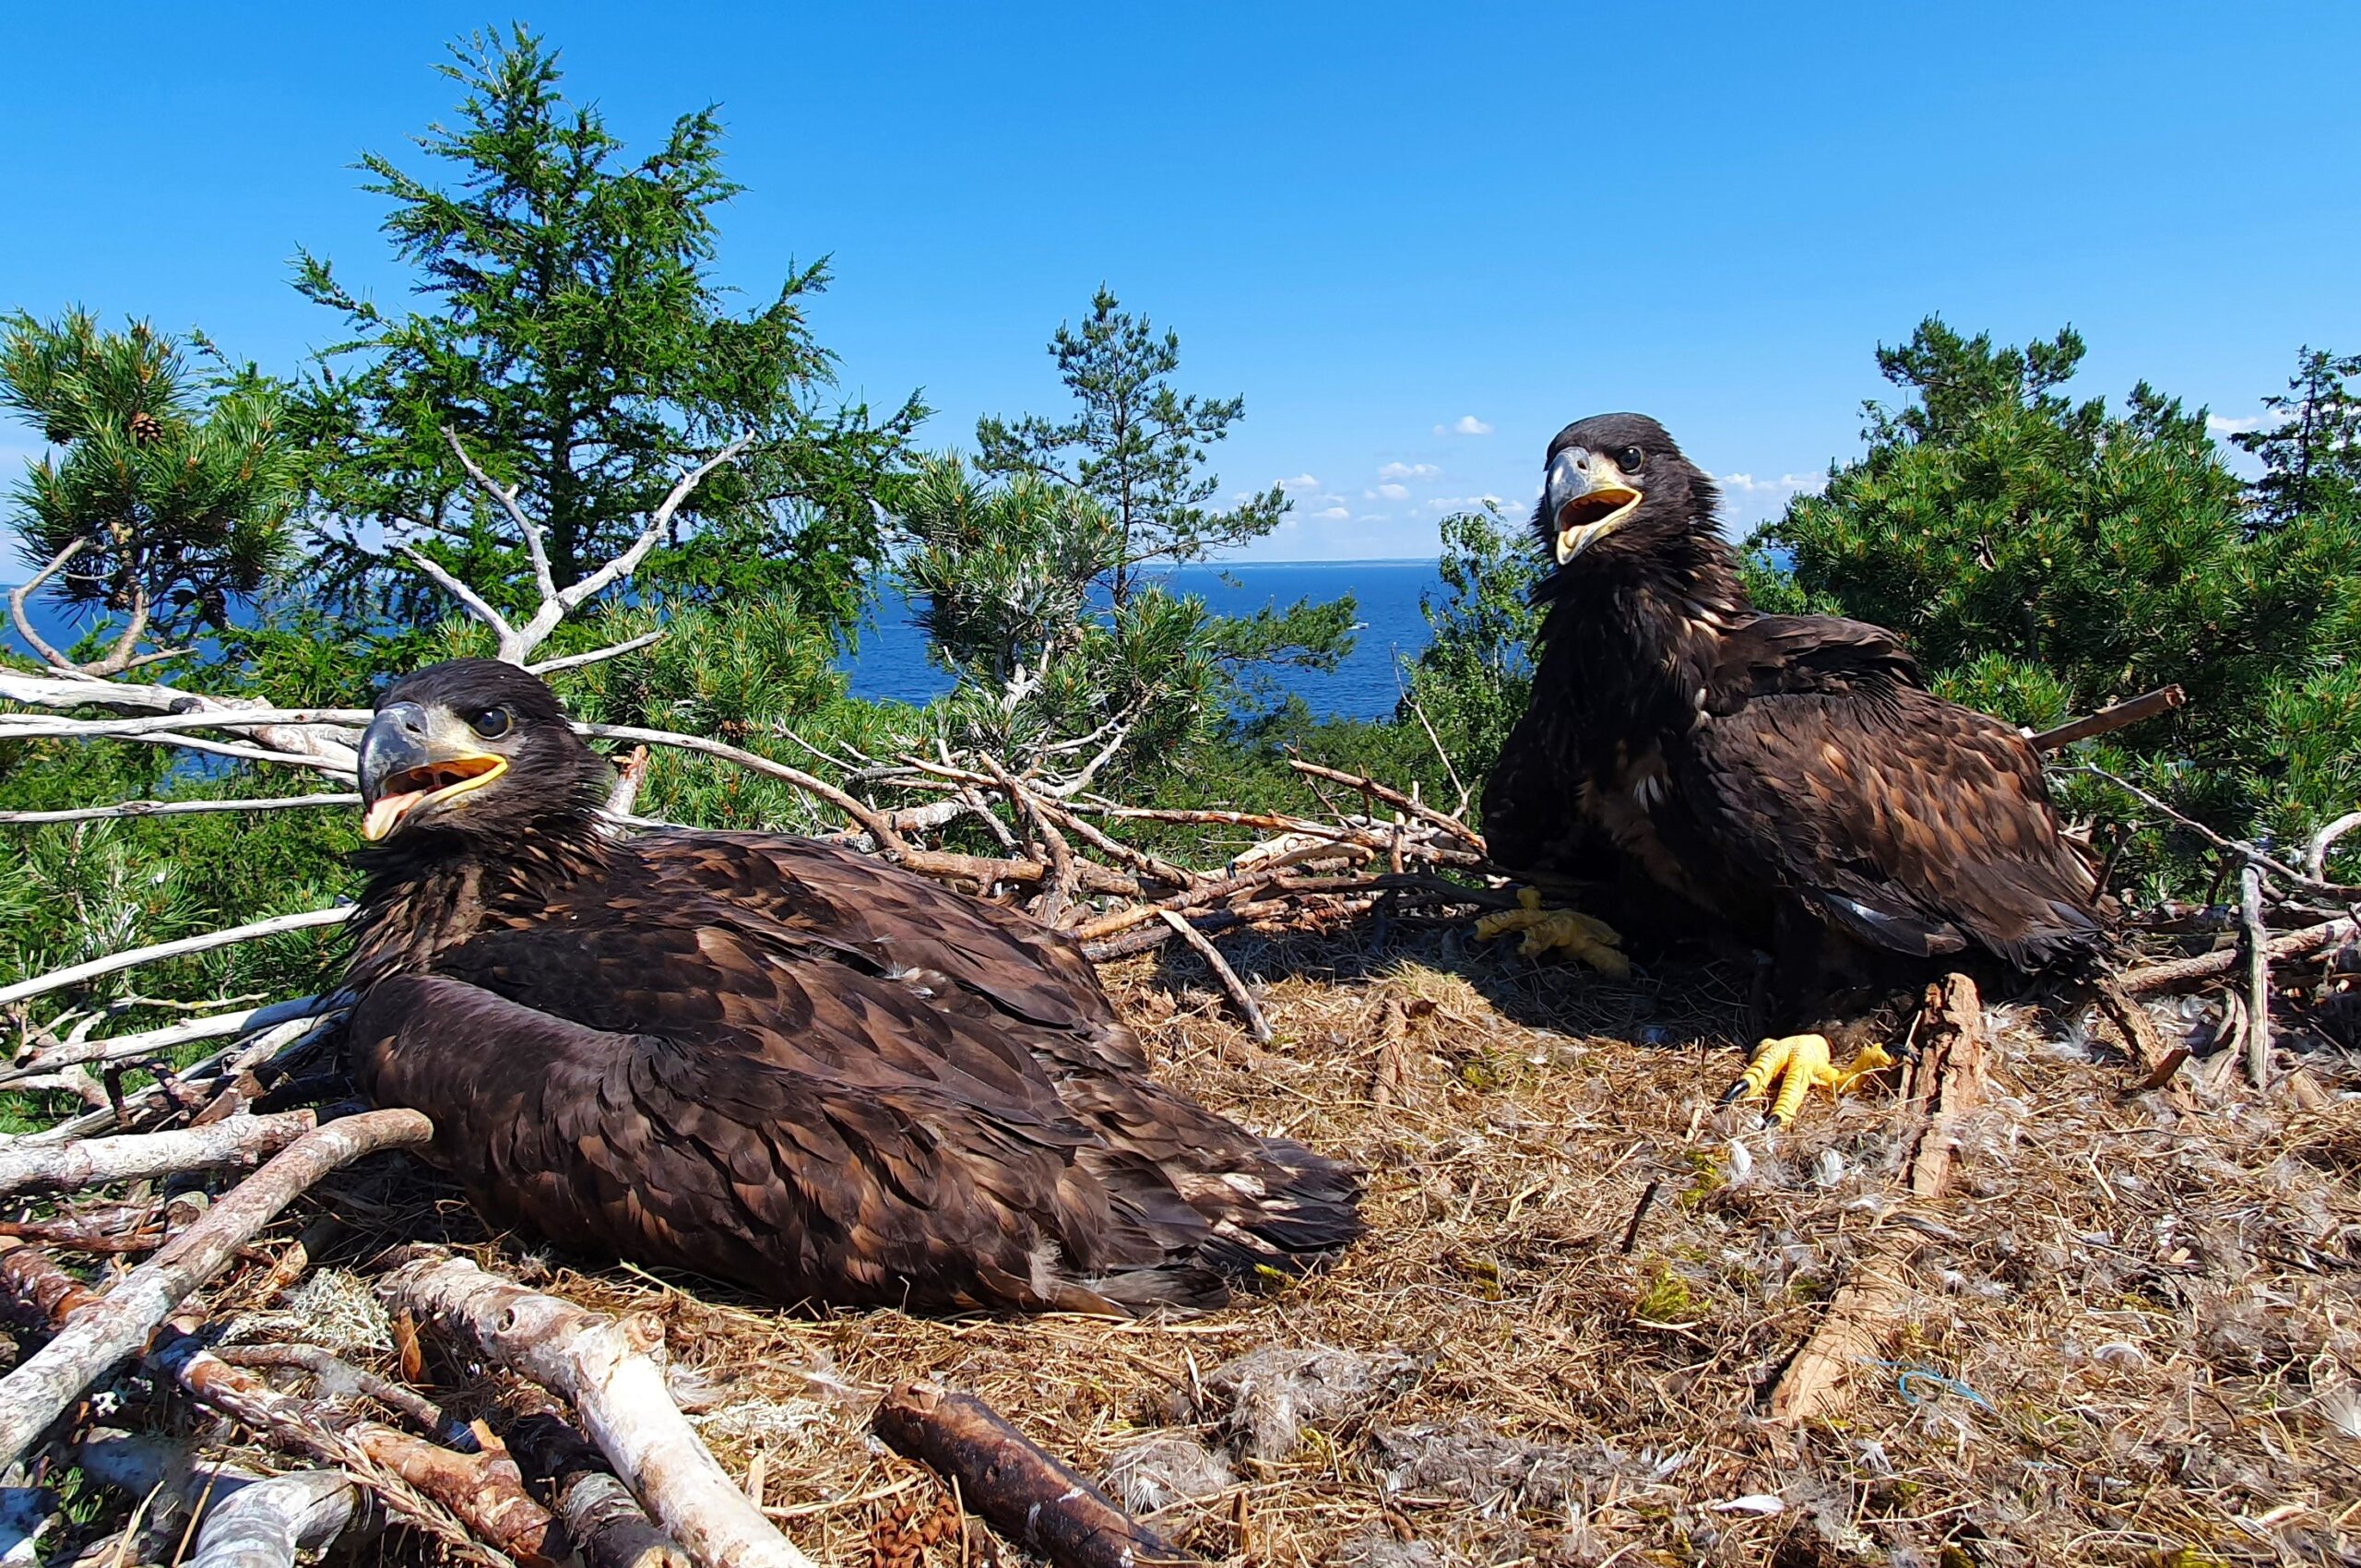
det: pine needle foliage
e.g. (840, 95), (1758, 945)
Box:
(1750, 319), (2361, 896)
(291, 26), (922, 634)
(1, 311), (297, 672)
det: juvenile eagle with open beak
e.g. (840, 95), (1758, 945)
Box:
(342, 658), (1363, 1313)
(1478, 413), (2106, 1123)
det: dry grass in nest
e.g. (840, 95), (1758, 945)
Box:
(184, 923), (2361, 1568)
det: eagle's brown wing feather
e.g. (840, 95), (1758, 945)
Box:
(350, 837), (1358, 1314)
(1679, 618), (2100, 968)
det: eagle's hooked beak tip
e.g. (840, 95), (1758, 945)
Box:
(1545, 447), (1643, 564)
(1552, 484), (1643, 564)
(357, 703), (508, 841)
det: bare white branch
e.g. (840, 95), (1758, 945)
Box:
(0, 793), (358, 826)
(0, 1109), (319, 1198)
(0, 907), (352, 1010)
(0, 1109), (435, 1475)
(396, 542), (523, 661)
(409, 433), (754, 666)
(0, 707), (370, 742)
(2, 992), (337, 1086)
(2308, 810), (2361, 882)
(381, 1253), (821, 1568)
(444, 426), (558, 606)
(528, 628), (667, 676)
(8, 539), (96, 675)
(0, 669), (362, 774)
(549, 434), (757, 622)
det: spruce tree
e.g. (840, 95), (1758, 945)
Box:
(292, 27), (920, 634)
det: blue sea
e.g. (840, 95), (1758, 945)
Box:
(5, 559), (1446, 722)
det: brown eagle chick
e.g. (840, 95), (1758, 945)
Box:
(1482, 414), (2105, 1063)
(344, 659), (1360, 1314)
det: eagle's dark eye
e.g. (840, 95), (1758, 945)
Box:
(469, 707), (512, 740)
(1618, 445), (1646, 474)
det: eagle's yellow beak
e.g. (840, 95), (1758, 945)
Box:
(1547, 447), (1643, 564)
(357, 702), (511, 841)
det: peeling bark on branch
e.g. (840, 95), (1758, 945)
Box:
(0, 1110), (318, 1197)
(77, 1430), (366, 1568)
(380, 1253), (818, 1568)
(0, 1109), (433, 1473)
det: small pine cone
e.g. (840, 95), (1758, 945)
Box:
(127, 410), (163, 445)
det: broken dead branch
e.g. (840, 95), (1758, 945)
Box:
(149, 1333), (561, 1565)
(0, 793), (360, 826)
(2118, 915), (2357, 995)
(0, 1109), (433, 1473)
(77, 1429), (366, 1568)
(0, 1110), (319, 1197)
(2026, 683), (2185, 752)
(1767, 974), (1989, 1426)
(872, 1379), (1201, 1568)
(504, 1408), (691, 1568)
(4, 993), (337, 1087)
(379, 1253), (818, 1568)
(1285, 757), (1487, 854)
(408, 430), (755, 667)
(1157, 910), (1274, 1042)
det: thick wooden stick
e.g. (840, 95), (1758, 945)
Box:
(2117, 916), (2356, 995)
(506, 1409), (692, 1568)
(2239, 862), (2272, 1088)
(0, 1110), (318, 1197)
(78, 1430), (364, 1568)
(1157, 911), (1274, 1042)
(872, 1379), (1201, 1568)
(379, 1253), (818, 1568)
(2026, 683), (2185, 752)
(1768, 976), (1988, 1426)
(0, 1109), (433, 1473)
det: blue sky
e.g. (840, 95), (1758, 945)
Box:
(4, 1), (2357, 564)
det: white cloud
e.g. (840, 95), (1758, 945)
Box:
(1716, 471), (1822, 497)
(1425, 493), (1504, 513)
(1277, 472), (1322, 491)
(1313, 505), (1350, 520)
(1432, 415), (1494, 436)
(1378, 461), (1440, 481)
(1370, 482), (1410, 501)
(2206, 411), (2272, 437)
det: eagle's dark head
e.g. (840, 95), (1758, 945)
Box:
(356, 659), (610, 846)
(1532, 413), (1721, 571)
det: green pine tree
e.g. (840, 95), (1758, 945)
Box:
(1, 311), (296, 675)
(1749, 318), (2361, 897)
(291, 26), (921, 635)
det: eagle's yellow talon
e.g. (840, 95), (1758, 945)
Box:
(1474, 886), (1631, 975)
(1721, 1033), (1895, 1125)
